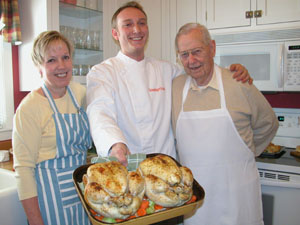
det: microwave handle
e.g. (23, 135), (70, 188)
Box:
(278, 44), (284, 88)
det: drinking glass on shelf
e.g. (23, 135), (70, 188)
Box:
(72, 64), (79, 76)
(82, 65), (89, 76)
(93, 31), (100, 50)
(60, 25), (66, 36)
(71, 27), (79, 49)
(86, 30), (92, 50)
(79, 28), (87, 49)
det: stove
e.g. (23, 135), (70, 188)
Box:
(255, 108), (300, 225)
(256, 107), (300, 173)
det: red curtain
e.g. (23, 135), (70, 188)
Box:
(0, 0), (22, 45)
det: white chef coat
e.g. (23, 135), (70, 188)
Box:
(87, 51), (183, 158)
(176, 65), (264, 225)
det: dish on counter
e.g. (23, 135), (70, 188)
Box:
(290, 145), (300, 158)
(259, 143), (285, 158)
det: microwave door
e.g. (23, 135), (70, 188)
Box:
(215, 43), (284, 92)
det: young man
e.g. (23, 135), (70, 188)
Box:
(86, 1), (250, 166)
(172, 23), (279, 225)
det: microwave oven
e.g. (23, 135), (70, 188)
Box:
(214, 40), (300, 92)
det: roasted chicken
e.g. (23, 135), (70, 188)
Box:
(138, 154), (193, 207)
(83, 161), (145, 219)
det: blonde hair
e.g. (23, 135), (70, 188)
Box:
(175, 23), (212, 53)
(31, 30), (73, 66)
(111, 1), (147, 29)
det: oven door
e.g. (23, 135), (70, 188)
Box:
(260, 178), (300, 225)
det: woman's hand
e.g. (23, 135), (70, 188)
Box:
(109, 143), (131, 167)
(230, 64), (253, 84)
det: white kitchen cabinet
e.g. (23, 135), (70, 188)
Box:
(256, 0), (300, 25)
(171, 0), (300, 33)
(18, 0), (105, 90)
(206, 0), (250, 29)
(207, 0), (300, 31)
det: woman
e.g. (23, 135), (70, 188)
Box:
(13, 30), (92, 225)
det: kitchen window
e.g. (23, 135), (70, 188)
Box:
(0, 34), (14, 141)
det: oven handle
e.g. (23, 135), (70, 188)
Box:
(260, 179), (300, 188)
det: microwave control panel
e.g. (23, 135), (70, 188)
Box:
(284, 41), (300, 91)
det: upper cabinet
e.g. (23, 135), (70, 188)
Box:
(18, 0), (104, 91)
(172, 0), (300, 33)
(207, 0), (300, 31)
(256, 0), (300, 25)
(206, 0), (251, 29)
(59, 0), (104, 85)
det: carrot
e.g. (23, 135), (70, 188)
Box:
(90, 209), (98, 215)
(127, 215), (137, 220)
(115, 218), (125, 222)
(137, 207), (147, 217)
(94, 215), (104, 221)
(185, 195), (197, 204)
(140, 200), (150, 209)
(154, 204), (164, 210)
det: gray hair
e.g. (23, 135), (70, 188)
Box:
(175, 23), (212, 53)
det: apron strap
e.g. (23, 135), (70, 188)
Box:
(67, 87), (81, 111)
(41, 84), (59, 113)
(42, 84), (81, 113)
(215, 64), (226, 109)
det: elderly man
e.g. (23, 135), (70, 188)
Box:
(86, 1), (250, 167)
(172, 23), (279, 225)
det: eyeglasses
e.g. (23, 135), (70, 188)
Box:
(178, 47), (204, 60)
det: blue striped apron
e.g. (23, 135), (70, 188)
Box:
(35, 84), (92, 225)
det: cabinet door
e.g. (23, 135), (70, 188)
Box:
(59, 1), (103, 85)
(206, 0), (251, 29)
(18, 0), (104, 90)
(256, 0), (300, 25)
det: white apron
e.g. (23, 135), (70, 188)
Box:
(176, 65), (263, 225)
(35, 85), (92, 225)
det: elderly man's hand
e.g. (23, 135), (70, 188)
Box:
(230, 64), (253, 84)
(109, 143), (131, 167)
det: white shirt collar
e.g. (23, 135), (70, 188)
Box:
(190, 66), (219, 92)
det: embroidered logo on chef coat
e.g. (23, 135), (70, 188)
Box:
(148, 87), (165, 92)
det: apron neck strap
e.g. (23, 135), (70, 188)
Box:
(41, 84), (80, 114)
(215, 65), (226, 109)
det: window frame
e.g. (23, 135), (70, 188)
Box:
(0, 35), (14, 141)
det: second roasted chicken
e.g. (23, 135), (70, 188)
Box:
(138, 154), (194, 207)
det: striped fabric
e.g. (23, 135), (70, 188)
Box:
(0, 0), (21, 44)
(36, 84), (92, 225)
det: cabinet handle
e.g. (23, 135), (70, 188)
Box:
(254, 10), (263, 18)
(245, 11), (253, 19)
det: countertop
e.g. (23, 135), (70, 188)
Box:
(0, 152), (97, 172)
(0, 153), (14, 171)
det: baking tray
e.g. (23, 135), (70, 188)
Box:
(259, 147), (286, 159)
(73, 154), (205, 225)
